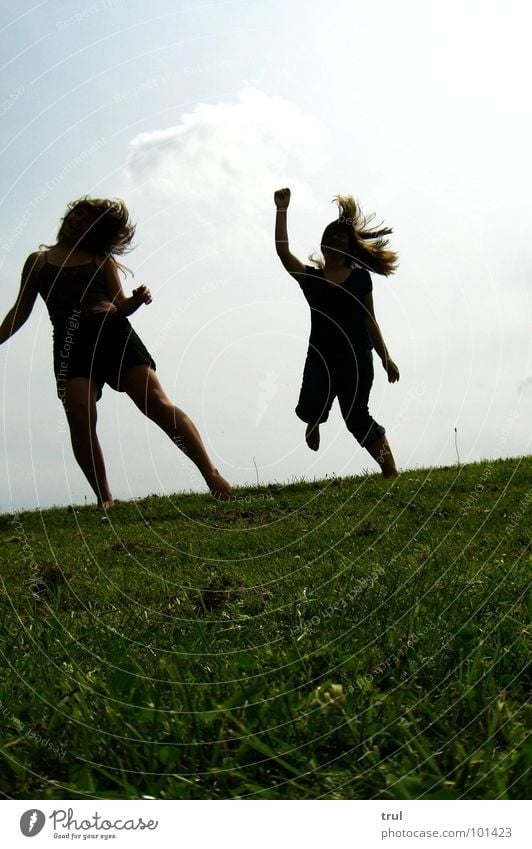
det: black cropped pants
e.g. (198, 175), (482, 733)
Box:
(295, 347), (385, 447)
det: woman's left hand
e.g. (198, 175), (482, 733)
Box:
(385, 359), (400, 383)
(132, 285), (152, 305)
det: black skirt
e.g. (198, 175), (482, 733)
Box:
(53, 311), (156, 401)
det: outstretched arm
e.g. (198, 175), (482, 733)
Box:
(100, 257), (152, 316)
(361, 291), (400, 383)
(274, 188), (306, 281)
(0, 252), (41, 345)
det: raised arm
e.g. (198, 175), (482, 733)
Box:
(361, 291), (400, 383)
(274, 188), (306, 281)
(0, 252), (42, 345)
(100, 257), (152, 316)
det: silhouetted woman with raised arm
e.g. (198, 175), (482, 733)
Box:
(274, 187), (399, 476)
(0, 197), (231, 505)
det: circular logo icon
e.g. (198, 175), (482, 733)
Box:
(20, 810), (46, 837)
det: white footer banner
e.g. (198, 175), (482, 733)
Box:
(2, 800), (529, 848)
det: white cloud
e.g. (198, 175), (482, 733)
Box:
(125, 87), (326, 218)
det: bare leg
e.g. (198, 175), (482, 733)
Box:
(63, 378), (114, 507)
(305, 422), (320, 451)
(365, 435), (398, 478)
(121, 365), (231, 499)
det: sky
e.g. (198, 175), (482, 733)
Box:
(1, 0), (531, 512)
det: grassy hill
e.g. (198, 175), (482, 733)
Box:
(0, 457), (530, 800)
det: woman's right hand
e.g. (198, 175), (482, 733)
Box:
(274, 188), (291, 209)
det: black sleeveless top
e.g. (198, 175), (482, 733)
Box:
(37, 253), (111, 330)
(299, 264), (373, 357)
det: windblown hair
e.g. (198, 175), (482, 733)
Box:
(56, 197), (136, 270)
(311, 195), (398, 276)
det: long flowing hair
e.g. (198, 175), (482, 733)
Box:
(51, 196), (136, 274)
(311, 195), (398, 276)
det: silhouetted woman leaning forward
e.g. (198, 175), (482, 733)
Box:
(274, 187), (399, 476)
(0, 197), (231, 506)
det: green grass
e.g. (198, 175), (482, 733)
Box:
(0, 457), (530, 799)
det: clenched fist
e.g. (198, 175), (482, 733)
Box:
(274, 187), (291, 210)
(132, 285), (152, 305)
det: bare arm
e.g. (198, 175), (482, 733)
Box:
(0, 252), (42, 344)
(100, 258), (152, 316)
(361, 291), (400, 383)
(274, 188), (306, 281)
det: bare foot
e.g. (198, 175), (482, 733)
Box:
(207, 470), (232, 501)
(97, 500), (115, 510)
(305, 423), (320, 451)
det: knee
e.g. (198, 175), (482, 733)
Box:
(143, 390), (173, 420)
(65, 402), (97, 438)
(64, 397), (94, 424)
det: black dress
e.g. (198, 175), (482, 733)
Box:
(295, 264), (385, 447)
(37, 253), (156, 401)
